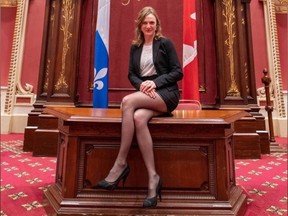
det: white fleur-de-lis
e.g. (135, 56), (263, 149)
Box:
(94, 68), (107, 90)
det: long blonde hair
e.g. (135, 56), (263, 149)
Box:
(132, 6), (163, 46)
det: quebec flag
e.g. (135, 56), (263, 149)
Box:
(93, 0), (110, 108)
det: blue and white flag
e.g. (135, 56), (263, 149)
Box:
(93, 0), (110, 108)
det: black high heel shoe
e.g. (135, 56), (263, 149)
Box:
(94, 165), (130, 190)
(143, 178), (163, 208)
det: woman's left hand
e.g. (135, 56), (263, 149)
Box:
(140, 80), (156, 98)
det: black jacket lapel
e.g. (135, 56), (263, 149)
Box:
(153, 39), (161, 63)
(134, 45), (143, 73)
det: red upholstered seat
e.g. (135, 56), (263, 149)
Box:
(176, 99), (201, 110)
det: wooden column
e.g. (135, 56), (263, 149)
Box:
(213, 0), (256, 106)
(261, 69), (275, 142)
(213, 0), (269, 158)
(23, 0), (87, 155)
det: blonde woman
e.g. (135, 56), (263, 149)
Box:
(95, 6), (183, 208)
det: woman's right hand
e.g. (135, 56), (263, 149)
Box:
(140, 81), (156, 99)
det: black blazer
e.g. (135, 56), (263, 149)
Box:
(128, 37), (183, 92)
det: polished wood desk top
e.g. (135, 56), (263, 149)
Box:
(45, 107), (248, 125)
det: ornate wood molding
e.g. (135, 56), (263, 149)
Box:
(214, 0), (257, 106)
(4, 0), (35, 114)
(0, 0), (17, 7)
(274, 0), (288, 13)
(54, 0), (74, 91)
(261, 0), (286, 118)
(35, 0), (82, 104)
(222, 0), (240, 97)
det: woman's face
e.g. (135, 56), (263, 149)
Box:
(141, 14), (157, 39)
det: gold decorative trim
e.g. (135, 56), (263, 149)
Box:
(0, 0), (17, 7)
(44, 59), (50, 91)
(257, 87), (275, 98)
(55, 0), (74, 91)
(274, 0), (288, 13)
(199, 84), (207, 93)
(121, 0), (141, 6)
(4, 0), (34, 114)
(241, 5), (245, 25)
(51, 0), (56, 38)
(244, 62), (250, 94)
(262, 0), (286, 117)
(43, 1), (55, 93)
(222, 0), (240, 97)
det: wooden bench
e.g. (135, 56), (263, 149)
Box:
(43, 107), (248, 216)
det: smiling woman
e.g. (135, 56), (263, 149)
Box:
(95, 6), (183, 209)
(108, 1), (184, 104)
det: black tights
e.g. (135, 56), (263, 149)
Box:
(105, 91), (167, 197)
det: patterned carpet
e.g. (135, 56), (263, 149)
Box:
(236, 153), (287, 216)
(0, 134), (287, 216)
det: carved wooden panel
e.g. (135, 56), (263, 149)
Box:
(37, 0), (83, 104)
(214, 0), (257, 107)
(79, 139), (213, 195)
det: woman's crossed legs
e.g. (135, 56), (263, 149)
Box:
(104, 91), (167, 198)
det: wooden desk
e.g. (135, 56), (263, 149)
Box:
(44, 107), (248, 216)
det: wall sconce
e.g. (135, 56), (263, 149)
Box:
(0, 0), (17, 7)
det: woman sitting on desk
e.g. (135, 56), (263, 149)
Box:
(95, 6), (183, 208)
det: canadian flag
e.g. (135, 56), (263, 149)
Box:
(182, 0), (199, 100)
